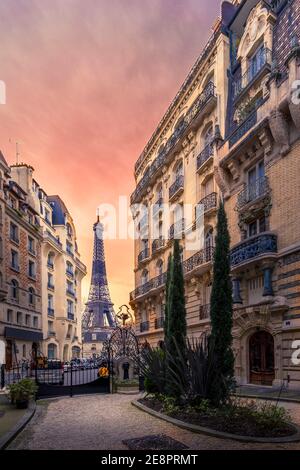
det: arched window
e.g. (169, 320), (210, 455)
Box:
(156, 259), (163, 276)
(48, 343), (57, 360)
(203, 125), (214, 148)
(141, 269), (148, 285)
(11, 279), (19, 301)
(28, 287), (35, 306)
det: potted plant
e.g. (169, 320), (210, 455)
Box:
(8, 378), (38, 409)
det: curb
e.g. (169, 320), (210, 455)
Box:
(0, 401), (36, 450)
(131, 399), (300, 444)
(234, 393), (300, 404)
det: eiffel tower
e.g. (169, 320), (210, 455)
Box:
(82, 217), (116, 348)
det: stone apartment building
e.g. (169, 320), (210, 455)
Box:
(10, 164), (87, 362)
(130, 0), (300, 390)
(0, 155), (43, 367)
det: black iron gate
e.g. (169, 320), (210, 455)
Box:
(1, 359), (110, 398)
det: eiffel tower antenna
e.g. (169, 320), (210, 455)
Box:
(82, 215), (115, 347)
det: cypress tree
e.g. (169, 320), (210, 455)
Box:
(209, 200), (235, 405)
(165, 239), (187, 397)
(164, 254), (173, 344)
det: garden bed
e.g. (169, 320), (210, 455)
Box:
(138, 396), (298, 440)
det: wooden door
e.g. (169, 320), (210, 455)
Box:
(249, 331), (275, 386)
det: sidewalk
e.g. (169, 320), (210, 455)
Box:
(0, 394), (35, 449)
(235, 385), (300, 403)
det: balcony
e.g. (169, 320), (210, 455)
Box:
(48, 308), (55, 317)
(236, 176), (270, 211)
(131, 81), (216, 204)
(47, 283), (54, 291)
(229, 110), (257, 149)
(140, 321), (150, 333)
(130, 272), (166, 301)
(152, 238), (165, 254)
(66, 269), (74, 278)
(233, 48), (272, 101)
(138, 247), (150, 264)
(130, 247), (214, 301)
(198, 192), (217, 214)
(183, 246), (214, 275)
(230, 233), (278, 268)
(47, 262), (54, 270)
(48, 331), (56, 337)
(44, 230), (62, 249)
(155, 317), (164, 330)
(199, 304), (210, 320)
(169, 219), (185, 240)
(169, 175), (184, 201)
(196, 143), (214, 172)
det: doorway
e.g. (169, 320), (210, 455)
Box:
(249, 330), (275, 386)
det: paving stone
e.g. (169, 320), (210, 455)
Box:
(7, 394), (300, 450)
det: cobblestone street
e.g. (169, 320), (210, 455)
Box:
(7, 394), (300, 450)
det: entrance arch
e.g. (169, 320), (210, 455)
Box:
(249, 330), (275, 386)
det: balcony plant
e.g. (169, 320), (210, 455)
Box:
(8, 378), (38, 409)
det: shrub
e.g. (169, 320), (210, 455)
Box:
(8, 378), (38, 403)
(134, 347), (166, 395)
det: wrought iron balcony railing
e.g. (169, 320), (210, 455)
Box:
(152, 238), (165, 254)
(140, 321), (150, 333)
(131, 81), (216, 204)
(197, 143), (214, 171)
(44, 230), (62, 248)
(155, 317), (165, 329)
(199, 304), (210, 320)
(229, 110), (257, 148)
(198, 192), (217, 213)
(66, 289), (76, 297)
(130, 247), (214, 300)
(183, 246), (214, 274)
(236, 176), (270, 210)
(169, 175), (184, 200)
(138, 247), (150, 264)
(230, 233), (277, 268)
(233, 48), (272, 100)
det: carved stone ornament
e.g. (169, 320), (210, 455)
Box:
(288, 89), (300, 130)
(268, 109), (290, 156)
(214, 165), (230, 199)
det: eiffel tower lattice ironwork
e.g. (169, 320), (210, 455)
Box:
(82, 218), (116, 343)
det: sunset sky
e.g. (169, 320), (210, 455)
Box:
(0, 0), (220, 310)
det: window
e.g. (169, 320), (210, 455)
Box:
(45, 209), (51, 225)
(28, 236), (35, 254)
(28, 287), (35, 306)
(11, 279), (19, 301)
(202, 177), (214, 198)
(7, 309), (13, 322)
(141, 270), (148, 285)
(33, 316), (38, 328)
(17, 312), (22, 324)
(48, 294), (54, 314)
(48, 343), (57, 359)
(247, 216), (266, 237)
(10, 222), (19, 243)
(67, 300), (74, 319)
(203, 125), (213, 148)
(249, 44), (264, 80)
(248, 275), (264, 304)
(66, 261), (74, 276)
(22, 344), (26, 358)
(48, 273), (54, 289)
(47, 252), (54, 268)
(156, 259), (163, 276)
(67, 280), (74, 295)
(48, 321), (54, 334)
(66, 223), (73, 238)
(25, 314), (30, 326)
(92, 334), (97, 341)
(66, 241), (73, 255)
(28, 260), (36, 278)
(174, 162), (183, 180)
(11, 250), (19, 270)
